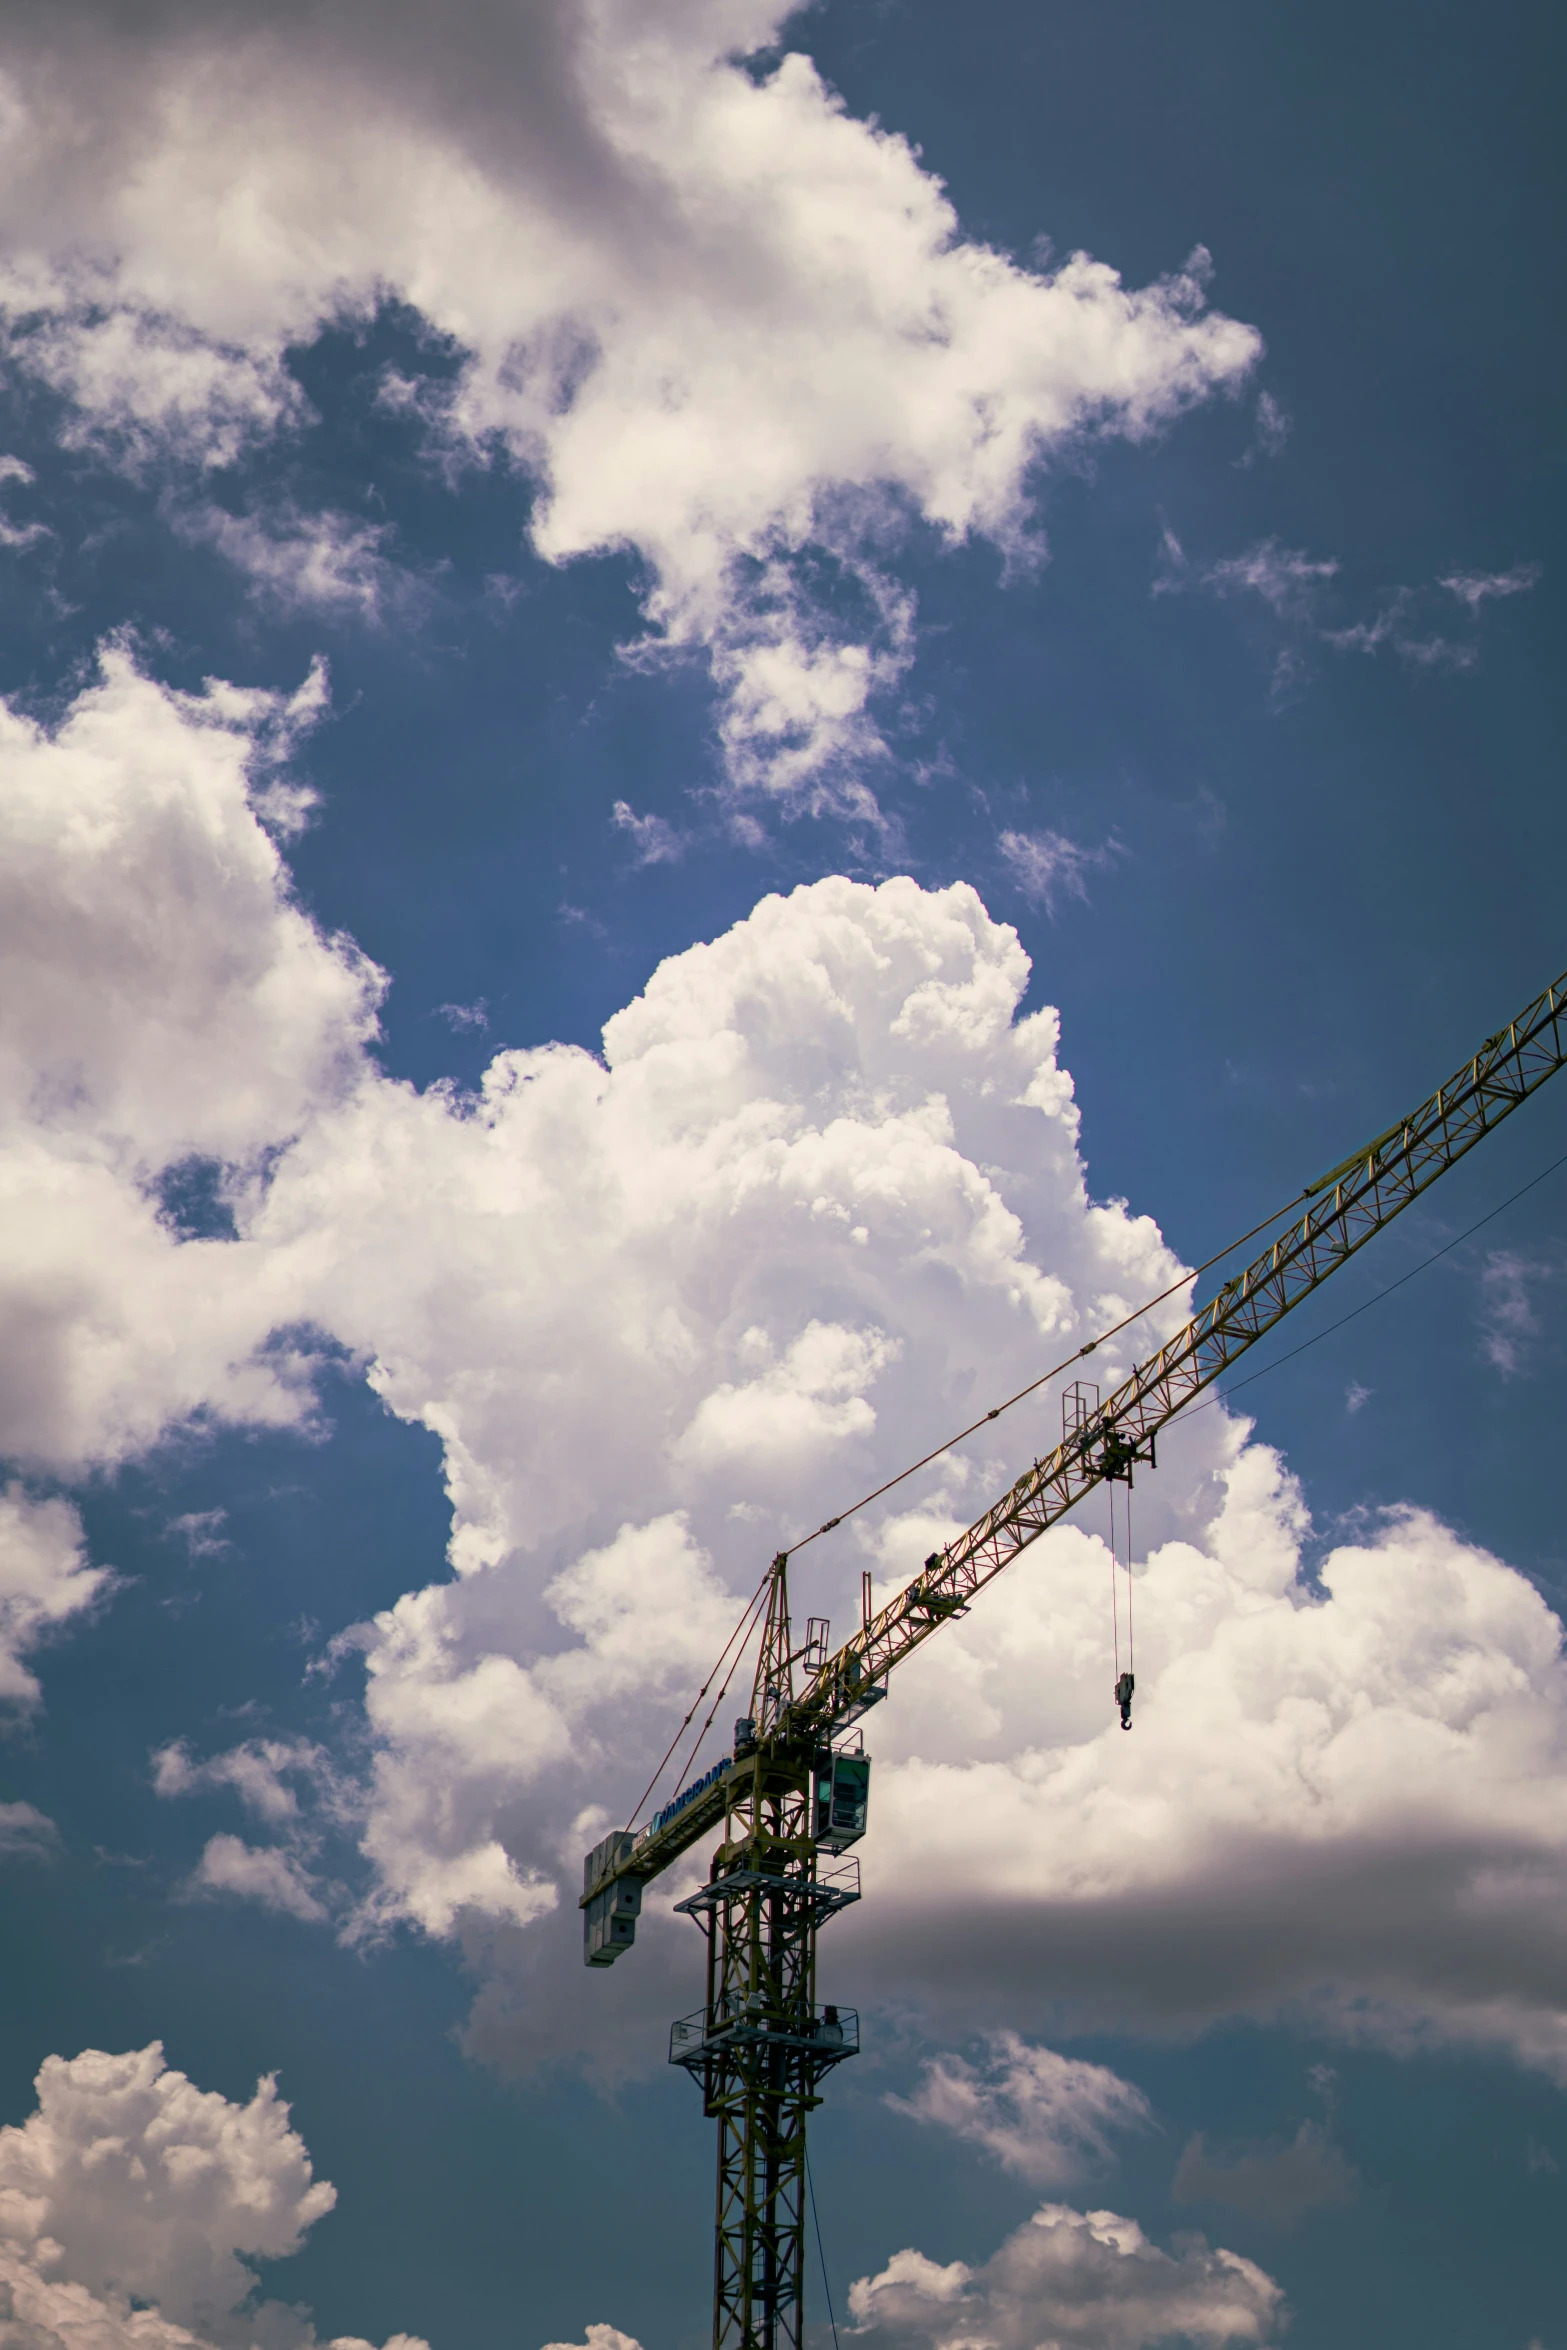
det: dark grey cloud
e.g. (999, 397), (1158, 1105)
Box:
(0, 0), (646, 252)
(840, 1825), (1567, 2069)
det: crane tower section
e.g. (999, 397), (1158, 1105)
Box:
(666, 1565), (863, 2350)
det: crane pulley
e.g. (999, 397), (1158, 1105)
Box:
(582, 960), (1567, 2350)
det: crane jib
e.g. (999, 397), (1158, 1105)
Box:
(580, 1759), (742, 1909)
(584, 964), (1567, 1910)
(786, 964), (1567, 1745)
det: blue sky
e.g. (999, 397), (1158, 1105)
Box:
(0, 6), (1561, 2350)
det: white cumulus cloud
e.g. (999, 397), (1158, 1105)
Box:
(189, 1834), (328, 1924)
(846, 2204), (1283, 2350)
(0, 0), (1260, 802)
(153, 1738), (327, 1827)
(0, 2044), (423, 2350)
(2, 656), (1567, 2091)
(155, 1740), (339, 1924)
(0, 647), (377, 1476)
(239, 869), (1567, 2091)
(0, 1485), (107, 1706)
(851, 1472), (1567, 2076)
(540, 2330), (642, 2350)
(0, 2043), (332, 2329)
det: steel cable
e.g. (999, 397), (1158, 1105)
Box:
(778, 1188), (1313, 1560)
(623, 1564), (774, 1833)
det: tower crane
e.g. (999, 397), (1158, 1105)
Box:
(581, 963), (1567, 2350)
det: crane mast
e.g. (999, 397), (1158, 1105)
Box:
(582, 962), (1567, 2350)
(669, 1563), (861, 2350)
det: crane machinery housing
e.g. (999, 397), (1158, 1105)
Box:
(581, 962), (1567, 2350)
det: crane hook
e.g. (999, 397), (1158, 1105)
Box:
(1114, 1670), (1135, 1731)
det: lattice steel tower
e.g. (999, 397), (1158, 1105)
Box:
(665, 1557), (864, 2350)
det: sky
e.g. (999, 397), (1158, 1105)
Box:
(0, 4), (1561, 2349)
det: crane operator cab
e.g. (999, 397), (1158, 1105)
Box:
(814, 1747), (871, 1852)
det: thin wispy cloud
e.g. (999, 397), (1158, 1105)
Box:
(166, 1507), (230, 1560)
(1440, 562), (1543, 612)
(0, 452), (48, 547)
(1238, 388), (1291, 466)
(1478, 1246), (1561, 1376)
(169, 498), (414, 621)
(888, 2032), (1151, 2185)
(998, 825), (1119, 914)
(612, 800), (685, 866)
(1156, 526), (1541, 697)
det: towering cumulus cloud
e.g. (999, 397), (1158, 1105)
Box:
(0, 0), (1259, 803)
(271, 862), (1567, 2087)
(4, 652), (1567, 2091)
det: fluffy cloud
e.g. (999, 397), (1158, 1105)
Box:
(0, 2249), (209, 2350)
(845, 2205), (1283, 2350)
(0, 647), (377, 1475)
(0, 0), (1260, 800)
(189, 1835), (328, 1924)
(0, 1800), (56, 1857)
(886, 2032), (1151, 2186)
(532, 2223), (1281, 2350)
(154, 1741), (338, 1923)
(0, 2044), (423, 2350)
(0, 1486), (107, 1706)
(246, 867), (1190, 1953)
(153, 1739), (328, 1827)
(0, 647), (365, 1162)
(851, 1475), (1567, 2076)
(0, 2043), (332, 2330)
(0, 1484), (87, 1946)
(5, 655), (1567, 2091)
(540, 2331), (641, 2350)
(537, 2227), (1282, 2350)
(244, 867), (1567, 2088)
